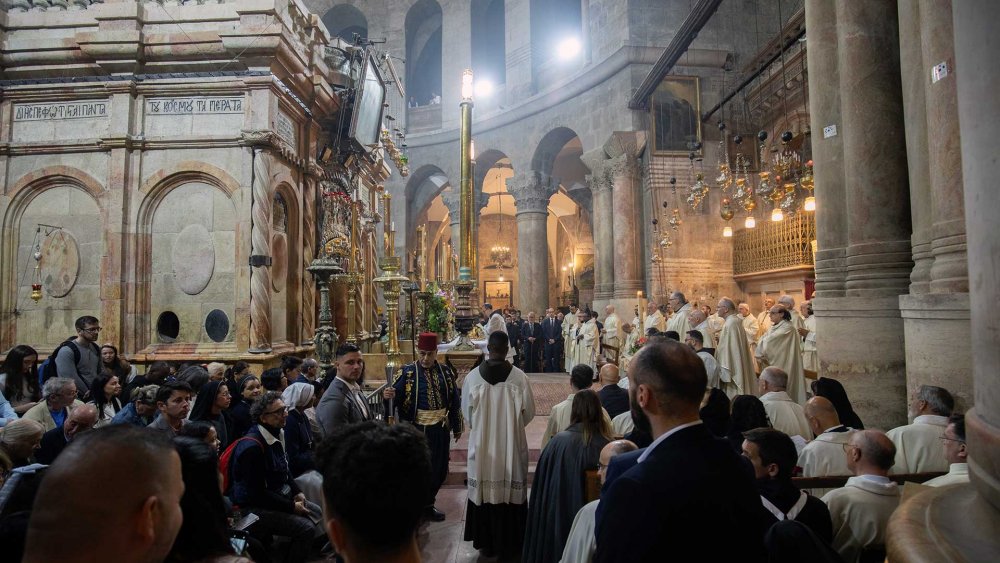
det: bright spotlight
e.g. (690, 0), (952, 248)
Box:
(474, 79), (493, 98)
(556, 37), (582, 60)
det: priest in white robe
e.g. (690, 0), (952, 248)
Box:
(756, 306), (807, 404)
(923, 413), (968, 487)
(822, 430), (901, 563)
(643, 301), (666, 335)
(462, 331), (536, 558)
(715, 298), (757, 398)
(562, 305), (580, 372)
(886, 384), (954, 474)
(758, 367), (811, 439)
(665, 292), (691, 336)
(738, 302), (761, 372)
(778, 295), (806, 333)
(702, 304), (725, 344)
(799, 397), (856, 496)
(756, 297), (775, 339)
(799, 301), (818, 375)
(569, 311), (598, 371)
(687, 309), (716, 350)
(485, 310), (514, 362)
(601, 304), (620, 352)
(618, 322), (639, 375)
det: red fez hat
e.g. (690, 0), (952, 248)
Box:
(417, 332), (439, 352)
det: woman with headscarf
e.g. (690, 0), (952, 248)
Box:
(700, 387), (732, 438)
(189, 380), (232, 450)
(282, 381), (324, 508)
(727, 395), (772, 454)
(227, 374), (262, 440)
(812, 377), (864, 429)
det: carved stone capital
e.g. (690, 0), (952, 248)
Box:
(606, 151), (641, 181)
(506, 171), (557, 215)
(241, 129), (277, 148)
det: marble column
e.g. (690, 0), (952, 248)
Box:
(886, 2), (1000, 559)
(605, 132), (645, 300)
(507, 171), (555, 317)
(581, 148), (614, 305)
(898, 0), (972, 410)
(812, 1), (912, 429)
(806, 0), (848, 298)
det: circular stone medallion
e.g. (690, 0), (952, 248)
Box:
(172, 224), (215, 295)
(205, 309), (230, 343)
(40, 230), (80, 298)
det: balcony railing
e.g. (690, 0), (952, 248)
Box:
(733, 212), (815, 276)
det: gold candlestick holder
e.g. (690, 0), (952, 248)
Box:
(374, 255), (409, 384)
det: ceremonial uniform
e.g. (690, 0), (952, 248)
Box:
(391, 358), (463, 510)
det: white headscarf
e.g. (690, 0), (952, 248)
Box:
(281, 382), (315, 410)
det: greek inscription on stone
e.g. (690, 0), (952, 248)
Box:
(13, 101), (109, 121)
(146, 97), (244, 115)
(276, 111), (297, 146)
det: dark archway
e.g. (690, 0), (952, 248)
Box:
(405, 0), (443, 106)
(323, 4), (368, 43)
(472, 0), (506, 86)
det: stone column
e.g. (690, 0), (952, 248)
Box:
(301, 172), (318, 343)
(507, 171), (555, 316)
(581, 148), (614, 305)
(886, 2), (1000, 559)
(898, 0), (972, 410)
(249, 149), (273, 353)
(813, 1), (912, 429)
(807, 0), (848, 298)
(605, 132), (645, 300)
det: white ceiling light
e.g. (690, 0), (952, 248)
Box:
(556, 37), (582, 60)
(474, 79), (493, 98)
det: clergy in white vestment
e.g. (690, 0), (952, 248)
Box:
(665, 292), (691, 337)
(756, 306), (807, 404)
(462, 331), (536, 558)
(715, 298), (758, 399)
(562, 306), (580, 372)
(687, 309), (716, 350)
(542, 365), (612, 449)
(778, 295), (806, 333)
(684, 330), (720, 390)
(569, 311), (598, 372)
(924, 413), (969, 487)
(601, 304), (620, 351)
(886, 384), (955, 474)
(643, 301), (666, 335)
(799, 301), (818, 375)
(610, 410), (634, 437)
(822, 430), (901, 563)
(702, 305), (725, 344)
(756, 297), (775, 340)
(758, 367), (811, 440)
(799, 397), (856, 496)
(738, 303), (760, 350)
(559, 440), (638, 563)
(618, 322), (639, 376)
(485, 310), (514, 362)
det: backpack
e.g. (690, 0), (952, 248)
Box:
(219, 436), (265, 494)
(37, 339), (99, 392)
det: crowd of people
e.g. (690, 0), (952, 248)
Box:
(0, 302), (971, 562)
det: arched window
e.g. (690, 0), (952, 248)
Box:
(472, 0), (506, 86)
(405, 0), (443, 106)
(323, 4), (368, 44)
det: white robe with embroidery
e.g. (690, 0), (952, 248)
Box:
(569, 319), (598, 372)
(760, 391), (811, 439)
(665, 303), (690, 336)
(756, 320), (807, 404)
(644, 309), (667, 334)
(562, 314), (580, 372)
(886, 414), (950, 474)
(462, 364), (536, 506)
(715, 314), (758, 398)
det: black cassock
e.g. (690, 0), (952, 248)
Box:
(521, 321), (542, 373)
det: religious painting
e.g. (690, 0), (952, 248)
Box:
(727, 133), (761, 172)
(651, 75), (701, 155)
(484, 280), (512, 311)
(576, 254), (595, 290)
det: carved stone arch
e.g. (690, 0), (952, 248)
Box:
(134, 167), (242, 351)
(271, 181), (301, 344)
(0, 168), (105, 350)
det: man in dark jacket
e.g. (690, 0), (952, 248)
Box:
(541, 308), (563, 372)
(316, 344), (371, 438)
(230, 392), (320, 563)
(35, 404), (98, 465)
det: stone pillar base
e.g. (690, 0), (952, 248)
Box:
(813, 296), (908, 429)
(899, 292), (972, 410)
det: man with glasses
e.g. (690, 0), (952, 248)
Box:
(924, 413), (969, 487)
(756, 306), (807, 404)
(53, 315), (103, 396)
(230, 391), (320, 563)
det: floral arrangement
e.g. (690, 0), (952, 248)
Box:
(426, 283), (455, 335)
(628, 336), (647, 356)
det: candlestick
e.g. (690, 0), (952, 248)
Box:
(382, 192), (392, 256)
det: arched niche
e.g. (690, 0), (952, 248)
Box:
(405, 0), (443, 106)
(323, 3), (369, 43)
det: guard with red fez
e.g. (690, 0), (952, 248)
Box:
(383, 332), (463, 522)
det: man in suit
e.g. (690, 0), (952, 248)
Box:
(521, 311), (543, 373)
(507, 310), (523, 368)
(594, 339), (766, 562)
(35, 403), (98, 465)
(317, 343), (371, 437)
(541, 308), (563, 373)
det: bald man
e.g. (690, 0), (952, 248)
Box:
(35, 403), (98, 465)
(597, 364), (629, 419)
(24, 425), (184, 563)
(798, 397), (856, 496)
(821, 430), (900, 563)
(560, 440), (638, 563)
